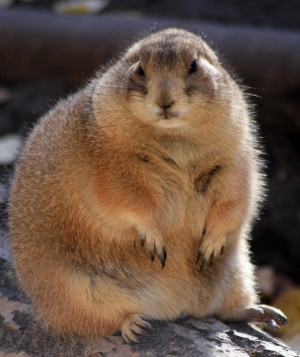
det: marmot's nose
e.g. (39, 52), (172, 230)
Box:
(157, 99), (175, 109)
(160, 101), (175, 109)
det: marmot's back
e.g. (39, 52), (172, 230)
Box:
(9, 28), (287, 343)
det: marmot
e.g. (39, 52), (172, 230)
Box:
(8, 28), (287, 343)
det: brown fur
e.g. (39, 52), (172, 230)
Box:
(8, 28), (286, 342)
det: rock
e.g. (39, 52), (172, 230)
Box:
(0, 293), (299, 356)
(0, 135), (21, 166)
(0, 231), (10, 262)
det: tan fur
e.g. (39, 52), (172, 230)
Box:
(8, 28), (286, 341)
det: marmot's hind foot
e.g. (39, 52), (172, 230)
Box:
(121, 314), (152, 343)
(229, 304), (287, 329)
(245, 304), (287, 329)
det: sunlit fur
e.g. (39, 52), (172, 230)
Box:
(8, 28), (285, 341)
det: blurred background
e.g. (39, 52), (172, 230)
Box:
(0, 0), (299, 352)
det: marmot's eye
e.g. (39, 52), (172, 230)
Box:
(189, 60), (197, 74)
(138, 64), (145, 76)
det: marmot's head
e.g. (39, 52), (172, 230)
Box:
(97, 28), (238, 130)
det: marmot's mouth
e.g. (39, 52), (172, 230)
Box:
(159, 109), (179, 119)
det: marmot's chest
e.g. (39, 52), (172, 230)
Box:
(142, 153), (222, 234)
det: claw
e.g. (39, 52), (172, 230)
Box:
(161, 246), (167, 268)
(139, 315), (153, 324)
(199, 257), (207, 272)
(150, 252), (155, 262)
(221, 245), (225, 255)
(209, 251), (215, 266)
(139, 233), (146, 247)
(279, 315), (288, 326)
(163, 246), (167, 261)
(136, 321), (152, 333)
(196, 250), (202, 265)
(123, 332), (135, 344)
(137, 328), (149, 336)
(257, 308), (265, 316)
(196, 249), (208, 271)
(267, 319), (280, 329)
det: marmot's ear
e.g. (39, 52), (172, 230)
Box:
(123, 43), (142, 65)
(200, 40), (220, 67)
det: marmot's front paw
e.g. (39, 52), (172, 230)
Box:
(196, 231), (225, 271)
(139, 231), (167, 268)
